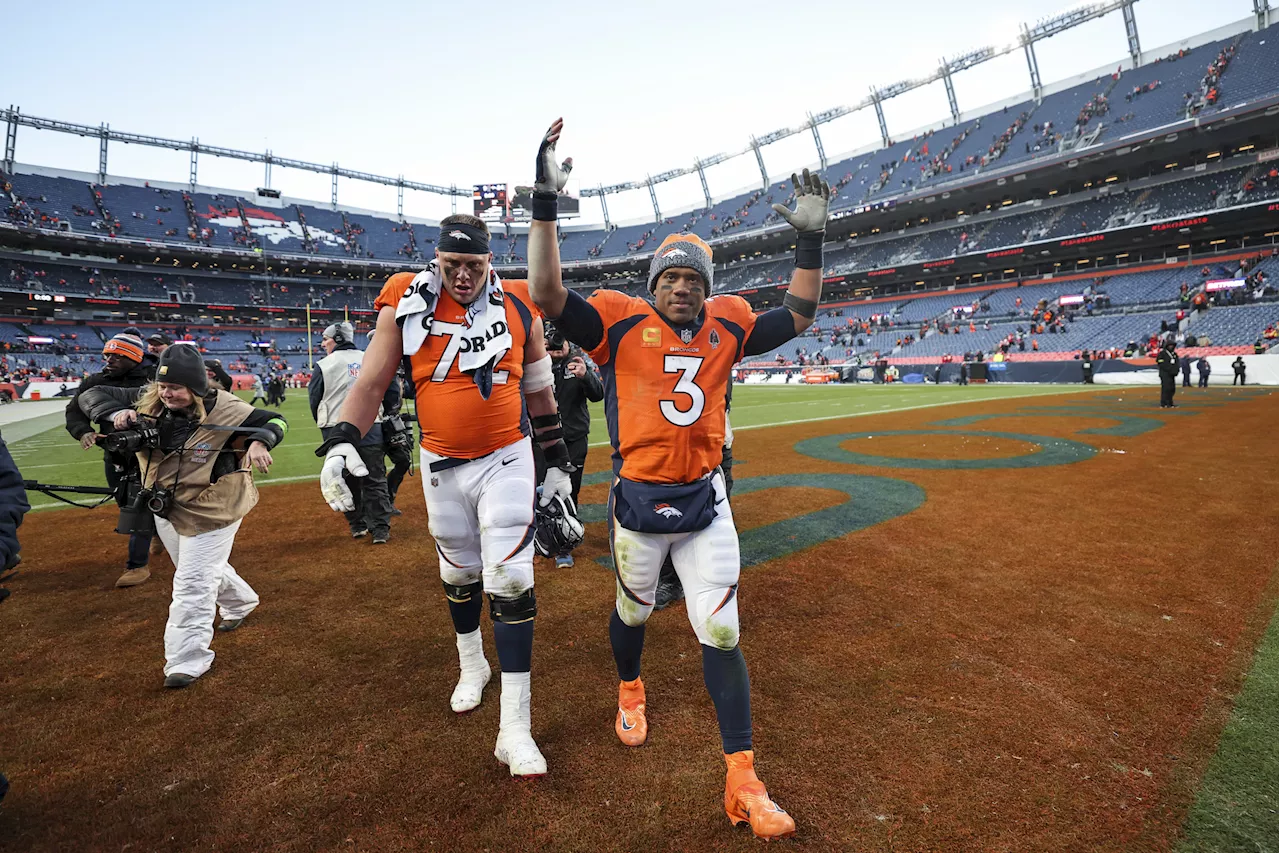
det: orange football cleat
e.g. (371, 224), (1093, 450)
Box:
(614, 677), (648, 747)
(724, 750), (796, 841)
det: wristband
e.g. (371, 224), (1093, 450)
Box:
(531, 191), (559, 222)
(795, 230), (824, 270)
(315, 421), (363, 457)
(534, 425), (565, 442)
(783, 292), (819, 320)
(541, 439), (574, 471)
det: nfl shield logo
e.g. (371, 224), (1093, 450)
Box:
(679, 328), (694, 344)
(709, 329), (721, 349)
(430, 476), (439, 487)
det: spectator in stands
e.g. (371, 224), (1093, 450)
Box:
(1253, 340), (1267, 355)
(1196, 356), (1211, 387)
(1232, 356), (1247, 385)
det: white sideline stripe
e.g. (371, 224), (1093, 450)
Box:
(23, 386), (1099, 511)
(584, 386), (1097, 447)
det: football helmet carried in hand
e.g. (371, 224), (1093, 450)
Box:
(533, 489), (585, 558)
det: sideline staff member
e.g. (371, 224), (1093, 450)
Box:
(311, 322), (397, 543)
(86, 345), (287, 689)
(532, 320), (603, 567)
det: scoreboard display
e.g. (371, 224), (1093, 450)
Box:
(509, 186), (580, 220)
(473, 183), (508, 221)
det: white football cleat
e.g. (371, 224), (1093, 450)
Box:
(450, 659), (492, 713)
(494, 731), (547, 777)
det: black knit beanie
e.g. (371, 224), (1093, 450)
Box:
(156, 343), (210, 395)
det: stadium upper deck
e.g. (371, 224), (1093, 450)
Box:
(3, 21), (1275, 271)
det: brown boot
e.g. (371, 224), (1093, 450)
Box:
(115, 567), (151, 588)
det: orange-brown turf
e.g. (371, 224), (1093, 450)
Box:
(1, 387), (1275, 852)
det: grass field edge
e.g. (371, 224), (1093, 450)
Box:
(1173, 608), (1280, 852)
(19, 384), (1098, 512)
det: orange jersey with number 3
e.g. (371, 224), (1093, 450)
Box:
(374, 272), (539, 458)
(585, 290), (758, 484)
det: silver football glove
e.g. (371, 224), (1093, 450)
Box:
(534, 118), (574, 195)
(320, 442), (368, 513)
(771, 168), (831, 233)
(540, 467), (573, 508)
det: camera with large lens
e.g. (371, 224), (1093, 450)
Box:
(115, 479), (157, 536)
(102, 424), (161, 454)
(543, 320), (566, 354)
(386, 415), (412, 449)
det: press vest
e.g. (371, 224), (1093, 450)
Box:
(316, 348), (382, 428)
(137, 391), (258, 536)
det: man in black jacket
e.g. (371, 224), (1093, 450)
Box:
(1180, 354), (1193, 388)
(532, 321), (603, 567)
(1156, 338), (1179, 407)
(1232, 356), (1247, 385)
(64, 333), (157, 587)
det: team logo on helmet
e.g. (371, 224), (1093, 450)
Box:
(653, 503), (684, 519)
(662, 247), (689, 258)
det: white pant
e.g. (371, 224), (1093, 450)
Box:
(610, 472), (741, 649)
(421, 437), (537, 596)
(154, 517), (258, 678)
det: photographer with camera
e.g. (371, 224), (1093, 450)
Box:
(65, 332), (158, 588)
(311, 322), (397, 543)
(81, 344), (288, 689)
(532, 320), (602, 568)
(367, 328), (413, 514)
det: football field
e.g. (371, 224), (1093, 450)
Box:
(13, 382), (1093, 509)
(2, 383), (1275, 852)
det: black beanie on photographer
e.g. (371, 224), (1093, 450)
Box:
(156, 343), (210, 396)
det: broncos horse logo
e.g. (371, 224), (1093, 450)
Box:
(653, 503), (684, 519)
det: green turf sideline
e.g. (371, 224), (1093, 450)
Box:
(13, 384), (1101, 511)
(1176, 612), (1279, 853)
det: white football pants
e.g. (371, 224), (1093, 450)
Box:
(154, 518), (258, 678)
(421, 437), (537, 596)
(610, 471), (741, 649)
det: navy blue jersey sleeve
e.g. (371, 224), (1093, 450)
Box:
(742, 307), (796, 357)
(553, 288), (605, 352)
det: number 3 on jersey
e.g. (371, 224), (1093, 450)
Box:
(661, 355), (705, 426)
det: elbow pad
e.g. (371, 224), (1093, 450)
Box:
(522, 355), (555, 394)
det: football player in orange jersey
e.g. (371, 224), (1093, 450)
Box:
(317, 212), (577, 778)
(526, 119), (829, 841)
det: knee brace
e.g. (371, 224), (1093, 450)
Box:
(442, 579), (482, 604)
(488, 588), (537, 624)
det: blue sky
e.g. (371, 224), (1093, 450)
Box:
(5, 0), (1257, 224)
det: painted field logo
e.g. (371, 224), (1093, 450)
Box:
(653, 503), (683, 519)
